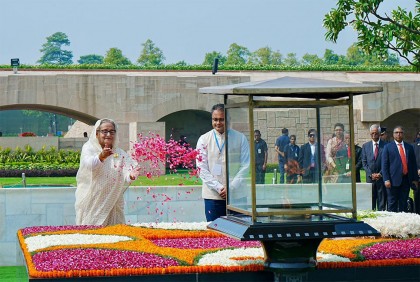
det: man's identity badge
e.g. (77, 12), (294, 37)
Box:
(212, 163), (222, 176)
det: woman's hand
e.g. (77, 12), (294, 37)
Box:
(130, 167), (141, 181)
(99, 144), (113, 162)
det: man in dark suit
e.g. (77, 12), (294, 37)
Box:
(284, 135), (300, 184)
(413, 132), (420, 214)
(362, 124), (386, 211)
(254, 130), (268, 184)
(382, 126), (419, 212)
(298, 129), (325, 184)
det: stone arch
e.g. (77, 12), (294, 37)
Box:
(157, 109), (212, 148)
(0, 104), (99, 125)
(379, 108), (420, 143)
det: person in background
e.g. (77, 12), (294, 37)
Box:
(284, 135), (300, 184)
(380, 127), (388, 143)
(325, 123), (346, 183)
(362, 124), (386, 211)
(336, 131), (362, 183)
(254, 130), (268, 184)
(413, 131), (420, 214)
(382, 126), (418, 212)
(196, 104), (250, 222)
(413, 131), (420, 143)
(298, 129), (325, 184)
(275, 128), (289, 184)
(355, 142), (363, 183)
(75, 118), (140, 226)
(334, 131), (353, 183)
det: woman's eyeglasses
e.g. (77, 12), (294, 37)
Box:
(98, 130), (116, 135)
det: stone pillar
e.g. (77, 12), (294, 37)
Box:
(128, 122), (166, 175)
(129, 122), (166, 149)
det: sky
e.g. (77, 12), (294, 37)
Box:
(0, 0), (415, 65)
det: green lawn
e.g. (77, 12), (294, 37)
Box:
(0, 173), (202, 187)
(0, 175), (202, 187)
(0, 171), (367, 187)
(0, 266), (27, 282)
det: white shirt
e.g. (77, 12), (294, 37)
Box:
(196, 129), (250, 200)
(196, 129), (226, 200)
(394, 140), (406, 155)
(310, 142), (316, 156)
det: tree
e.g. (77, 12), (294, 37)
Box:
(202, 51), (227, 65)
(383, 53), (400, 65)
(225, 43), (250, 65)
(78, 54), (104, 64)
(346, 43), (400, 66)
(323, 0), (420, 70)
(137, 39), (165, 66)
(346, 44), (369, 65)
(301, 53), (323, 65)
(103, 48), (131, 65)
(38, 32), (73, 65)
(174, 60), (188, 66)
(248, 47), (282, 65)
(283, 53), (300, 66)
(22, 110), (72, 135)
(323, 49), (346, 65)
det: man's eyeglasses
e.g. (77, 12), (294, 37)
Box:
(212, 118), (225, 122)
(309, 134), (316, 137)
(98, 130), (116, 135)
(393, 131), (404, 134)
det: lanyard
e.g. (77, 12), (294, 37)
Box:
(213, 130), (225, 154)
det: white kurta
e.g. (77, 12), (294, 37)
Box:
(75, 119), (136, 226)
(196, 129), (250, 201)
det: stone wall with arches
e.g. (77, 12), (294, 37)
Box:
(0, 71), (419, 152)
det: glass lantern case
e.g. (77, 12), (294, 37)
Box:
(200, 77), (383, 273)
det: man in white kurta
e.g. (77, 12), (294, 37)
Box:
(196, 104), (250, 221)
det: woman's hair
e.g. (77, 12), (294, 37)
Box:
(334, 123), (345, 131)
(98, 118), (116, 130)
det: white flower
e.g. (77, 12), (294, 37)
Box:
(363, 212), (420, 238)
(317, 252), (351, 262)
(196, 247), (351, 266)
(25, 234), (132, 252)
(197, 247), (264, 266)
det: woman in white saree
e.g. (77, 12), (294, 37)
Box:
(75, 118), (139, 225)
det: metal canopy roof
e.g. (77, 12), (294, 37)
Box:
(199, 76), (383, 99)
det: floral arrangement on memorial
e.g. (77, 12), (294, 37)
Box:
(16, 133), (420, 278)
(17, 212), (420, 279)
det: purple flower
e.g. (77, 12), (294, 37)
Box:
(361, 238), (420, 260)
(21, 225), (101, 236)
(33, 249), (180, 271)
